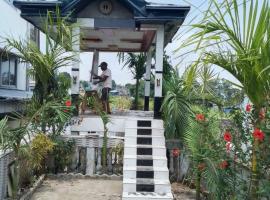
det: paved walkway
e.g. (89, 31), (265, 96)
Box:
(30, 179), (122, 200)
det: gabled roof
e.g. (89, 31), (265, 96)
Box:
(13, 0), (190, 23)
(13, 0), (190, 51)
(61, 0), (148, 16)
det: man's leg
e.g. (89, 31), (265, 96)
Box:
(102, 88), (111, 113)
(101, 88), (107, 112)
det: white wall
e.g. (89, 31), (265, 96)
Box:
(0, 1), (29, 50)
(16, 62), (27, 90)
(71, 116), (126, 133)
(0, 1), (30, 91)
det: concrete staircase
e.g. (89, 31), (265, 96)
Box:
(122, 119), (173, 200)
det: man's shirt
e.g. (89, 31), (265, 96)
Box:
(101, 68), (112, 89)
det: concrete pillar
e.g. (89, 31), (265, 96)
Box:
(144, 50), (152, 111)
(71, 147), (80, 171)
(71, 26), (80, 116)
(169, 149), (174, 174)
(86, 147), (95, 175)
(91, 50), (99, 83)
(96, 147), (102, 173)
(154, 25), (164, 119)
(107, 149), (113, 174)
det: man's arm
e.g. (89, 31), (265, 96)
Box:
(94, 75), (108, 84)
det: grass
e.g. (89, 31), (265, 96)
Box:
(110, 96), (154, 111)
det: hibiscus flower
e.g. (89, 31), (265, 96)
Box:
(253, 128), (265, 142)
(65, 100), (72, 107)
(246, 104), (251, 112)
(196, 114), (205, 121)
(219, 160), (229, 169)
(223, 131), (232, 142)
(172, 148), (180, 157)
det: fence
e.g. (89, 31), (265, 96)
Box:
(62, 134), (124, 175)
(0, 150), (14, 199)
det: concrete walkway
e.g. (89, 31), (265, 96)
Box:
(30, 179), (122, 200)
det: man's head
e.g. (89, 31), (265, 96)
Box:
(99, 62), (108, 71)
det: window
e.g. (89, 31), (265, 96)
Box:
(0, 56), (17, 87)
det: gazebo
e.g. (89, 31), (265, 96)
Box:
(14, 0), (190, 199)
(14, 0), (190, 119)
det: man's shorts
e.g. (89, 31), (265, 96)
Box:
(101, 87), (110, 101)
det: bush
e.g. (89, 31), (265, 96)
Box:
(50, 136), (75, 173)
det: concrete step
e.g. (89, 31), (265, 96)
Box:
(125, 127), (164, 137)
(123, 166), (169, 180)
(123, 178), (171, 193)
(124, 155), (167, 167)
(125, 135), (165, 146)
(125, 119), (164, 129)
(124, 146), (166, 157)
(122, 192), (173, 200)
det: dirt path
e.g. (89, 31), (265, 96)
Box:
(30, 179), (122, 200)
(30, 179), (195, 200)
(172, 182), (196, 200)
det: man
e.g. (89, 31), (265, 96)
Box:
(93, 62), (112, 114)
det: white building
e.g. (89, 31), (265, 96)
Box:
(0, 0), (38, 117)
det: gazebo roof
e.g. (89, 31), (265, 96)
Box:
(13, 0), (190, 52)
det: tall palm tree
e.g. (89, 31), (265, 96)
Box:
(179, 0), (270, 198)
(3, 8), (77, 105)
(161, 70), (192, 139)
(120, 53), (146, 110)
(3, 9), (77, 132)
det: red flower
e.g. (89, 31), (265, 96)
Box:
(196, 114), (205, 121)
(198, 163), (206, 171)
(219, 160), (229, 169)
(63, 109), (68, 113)
(223, 131), (232, 142)
(253, 128), (265, 142)
(172, 148), (180, 157)
(65, 100), (72, 107)
(246, 104), (251, 112)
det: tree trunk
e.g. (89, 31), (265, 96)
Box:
(12, 148), (19, 199)
(196, 170), (201, 200)
(251, 139), (259, 199)
(102, 127), (108, 173)
(250, 107), (260, 200)
(134, 79), (139, 110)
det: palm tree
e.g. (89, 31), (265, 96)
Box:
(180, 0), (270, 198)
(0, 101), (69, 199)
(120, 53), (146, 110)
(3, 9), (77, 132)
(88, 96), (110, 173)
(161, 70), (192, 139)
(3, 8), (77, 106)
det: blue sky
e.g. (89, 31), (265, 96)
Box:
(78, 0), (240, 85)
